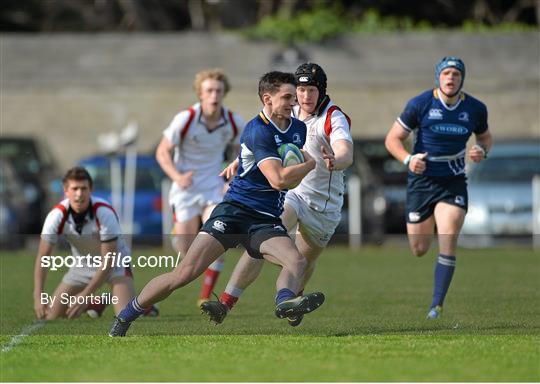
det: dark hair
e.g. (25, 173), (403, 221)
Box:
(62, 166), (93, 188)
(258, 71), (296, 102)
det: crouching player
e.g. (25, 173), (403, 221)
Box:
(108, 71), (325, 337)
(201, 62), (353, 326)
(33, 167), (157, 320)
(385, 56), (492, 318)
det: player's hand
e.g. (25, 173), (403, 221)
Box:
(175, 171), (194, 189)
(219, 158), (239, 179)
(300, 149), (316, 170)
(66, 295), (88, 319)
(34, 295), (47, 319)
(321, 145), (335, 171)
(409, 152), (427, 174)
(469, 144), (486, 163)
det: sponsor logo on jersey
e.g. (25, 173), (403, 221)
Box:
(273, 224), (285, 232)
(428, 108), (443, 120)
(212, 220), (226, 233)
(292, 133), (302, 146)
(274, 135), (283, 146)
(430, 124), (468, 135)
(409, 212), (421, 222)
(454, 195), (465, 206)
(458, 112), (469, 122)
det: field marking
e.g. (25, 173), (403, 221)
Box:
(1, 320), (45, 353)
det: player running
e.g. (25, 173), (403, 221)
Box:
(33, 167), (158, 320)
(109, 71), (325, 337)
(155, 68), (244, 306)
(385, 56), (492, 319)
(201, 62), (353, 327)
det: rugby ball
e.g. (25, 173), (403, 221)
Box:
(277, 143), (304, 188)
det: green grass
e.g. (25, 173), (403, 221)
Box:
(1, 246), (539, 381)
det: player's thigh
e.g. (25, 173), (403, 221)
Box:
(260, 236), (305, 271)
(434, 202), (466, 234)
(47, 282), (85, 320)
(281, 201), (299, 232)
(173, 215), (201, 254)
(434, 202), (466, 255)
(406, 216), (436, 256)
(295, 231), (324, 263)
(109, 275), (136, 314)
(201, 203), (217, 224)
(173, 233), (226, 282)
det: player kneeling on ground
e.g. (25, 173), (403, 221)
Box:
(33, 167), (157, 320)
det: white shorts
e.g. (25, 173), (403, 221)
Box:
(62, 264), (133, 287)
(285, 190), (341, 248)
(170, 187), (223, 223)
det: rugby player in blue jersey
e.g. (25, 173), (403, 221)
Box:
(385, 56), (492, 319)
(109, 71), (324, 336)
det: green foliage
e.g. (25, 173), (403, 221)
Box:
(243, 4), (351, 44)
(243, 6), (537, 44)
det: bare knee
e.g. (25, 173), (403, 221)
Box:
(411, 243), (430, 257)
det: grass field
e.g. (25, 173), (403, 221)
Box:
(1, 245), (539, 381)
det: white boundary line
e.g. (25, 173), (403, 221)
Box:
(1, 320), (45, 353)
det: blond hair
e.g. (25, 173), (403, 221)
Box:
(193, 68), (231, 96)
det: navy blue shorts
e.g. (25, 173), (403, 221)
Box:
(406, 173), (468, 224)
(201, 200), (289, 259)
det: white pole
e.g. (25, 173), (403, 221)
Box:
(110, 156), (122, 220)
(121, 122), (138, 248)
(162, 178), (173, 250)
(533, 175), (540, 250)
(348, 174), (362, 248)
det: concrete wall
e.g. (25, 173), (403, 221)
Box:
(3, 31), (539, 168)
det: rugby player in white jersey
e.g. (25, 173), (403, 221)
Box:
(33, 167), (157, 320)
(201, 63), (353, 326)
(155, 69), (244, 306)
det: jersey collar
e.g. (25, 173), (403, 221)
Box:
(259, 110), (292, 133)
(434, 88), (465, 111)
(195, 102), (227, 131)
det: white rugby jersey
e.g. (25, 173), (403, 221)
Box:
(291, 100), (353, 213)
(163, 103), (245, 194)
(41, 197), (130, 258)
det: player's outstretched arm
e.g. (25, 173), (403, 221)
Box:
(328, 140), (353, 171)
(33, 239), (54, 319)
(259, 151), (316, 191)
(65, 240), (116, 319)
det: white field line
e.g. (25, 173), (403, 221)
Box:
(1, 320), (45, 353)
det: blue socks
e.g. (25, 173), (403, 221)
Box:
(431, 254), (456, 308)
(118, 297), (146, 322)
(275, 288), (296, 305)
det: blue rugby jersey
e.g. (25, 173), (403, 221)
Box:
(224, 110), (307, 217)
(398, 89), (488, 177)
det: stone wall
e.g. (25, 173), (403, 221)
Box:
(3, 32), (538, 168)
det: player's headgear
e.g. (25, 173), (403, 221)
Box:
(295, 62), (327, 108)
(435, 56), (465, 92)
